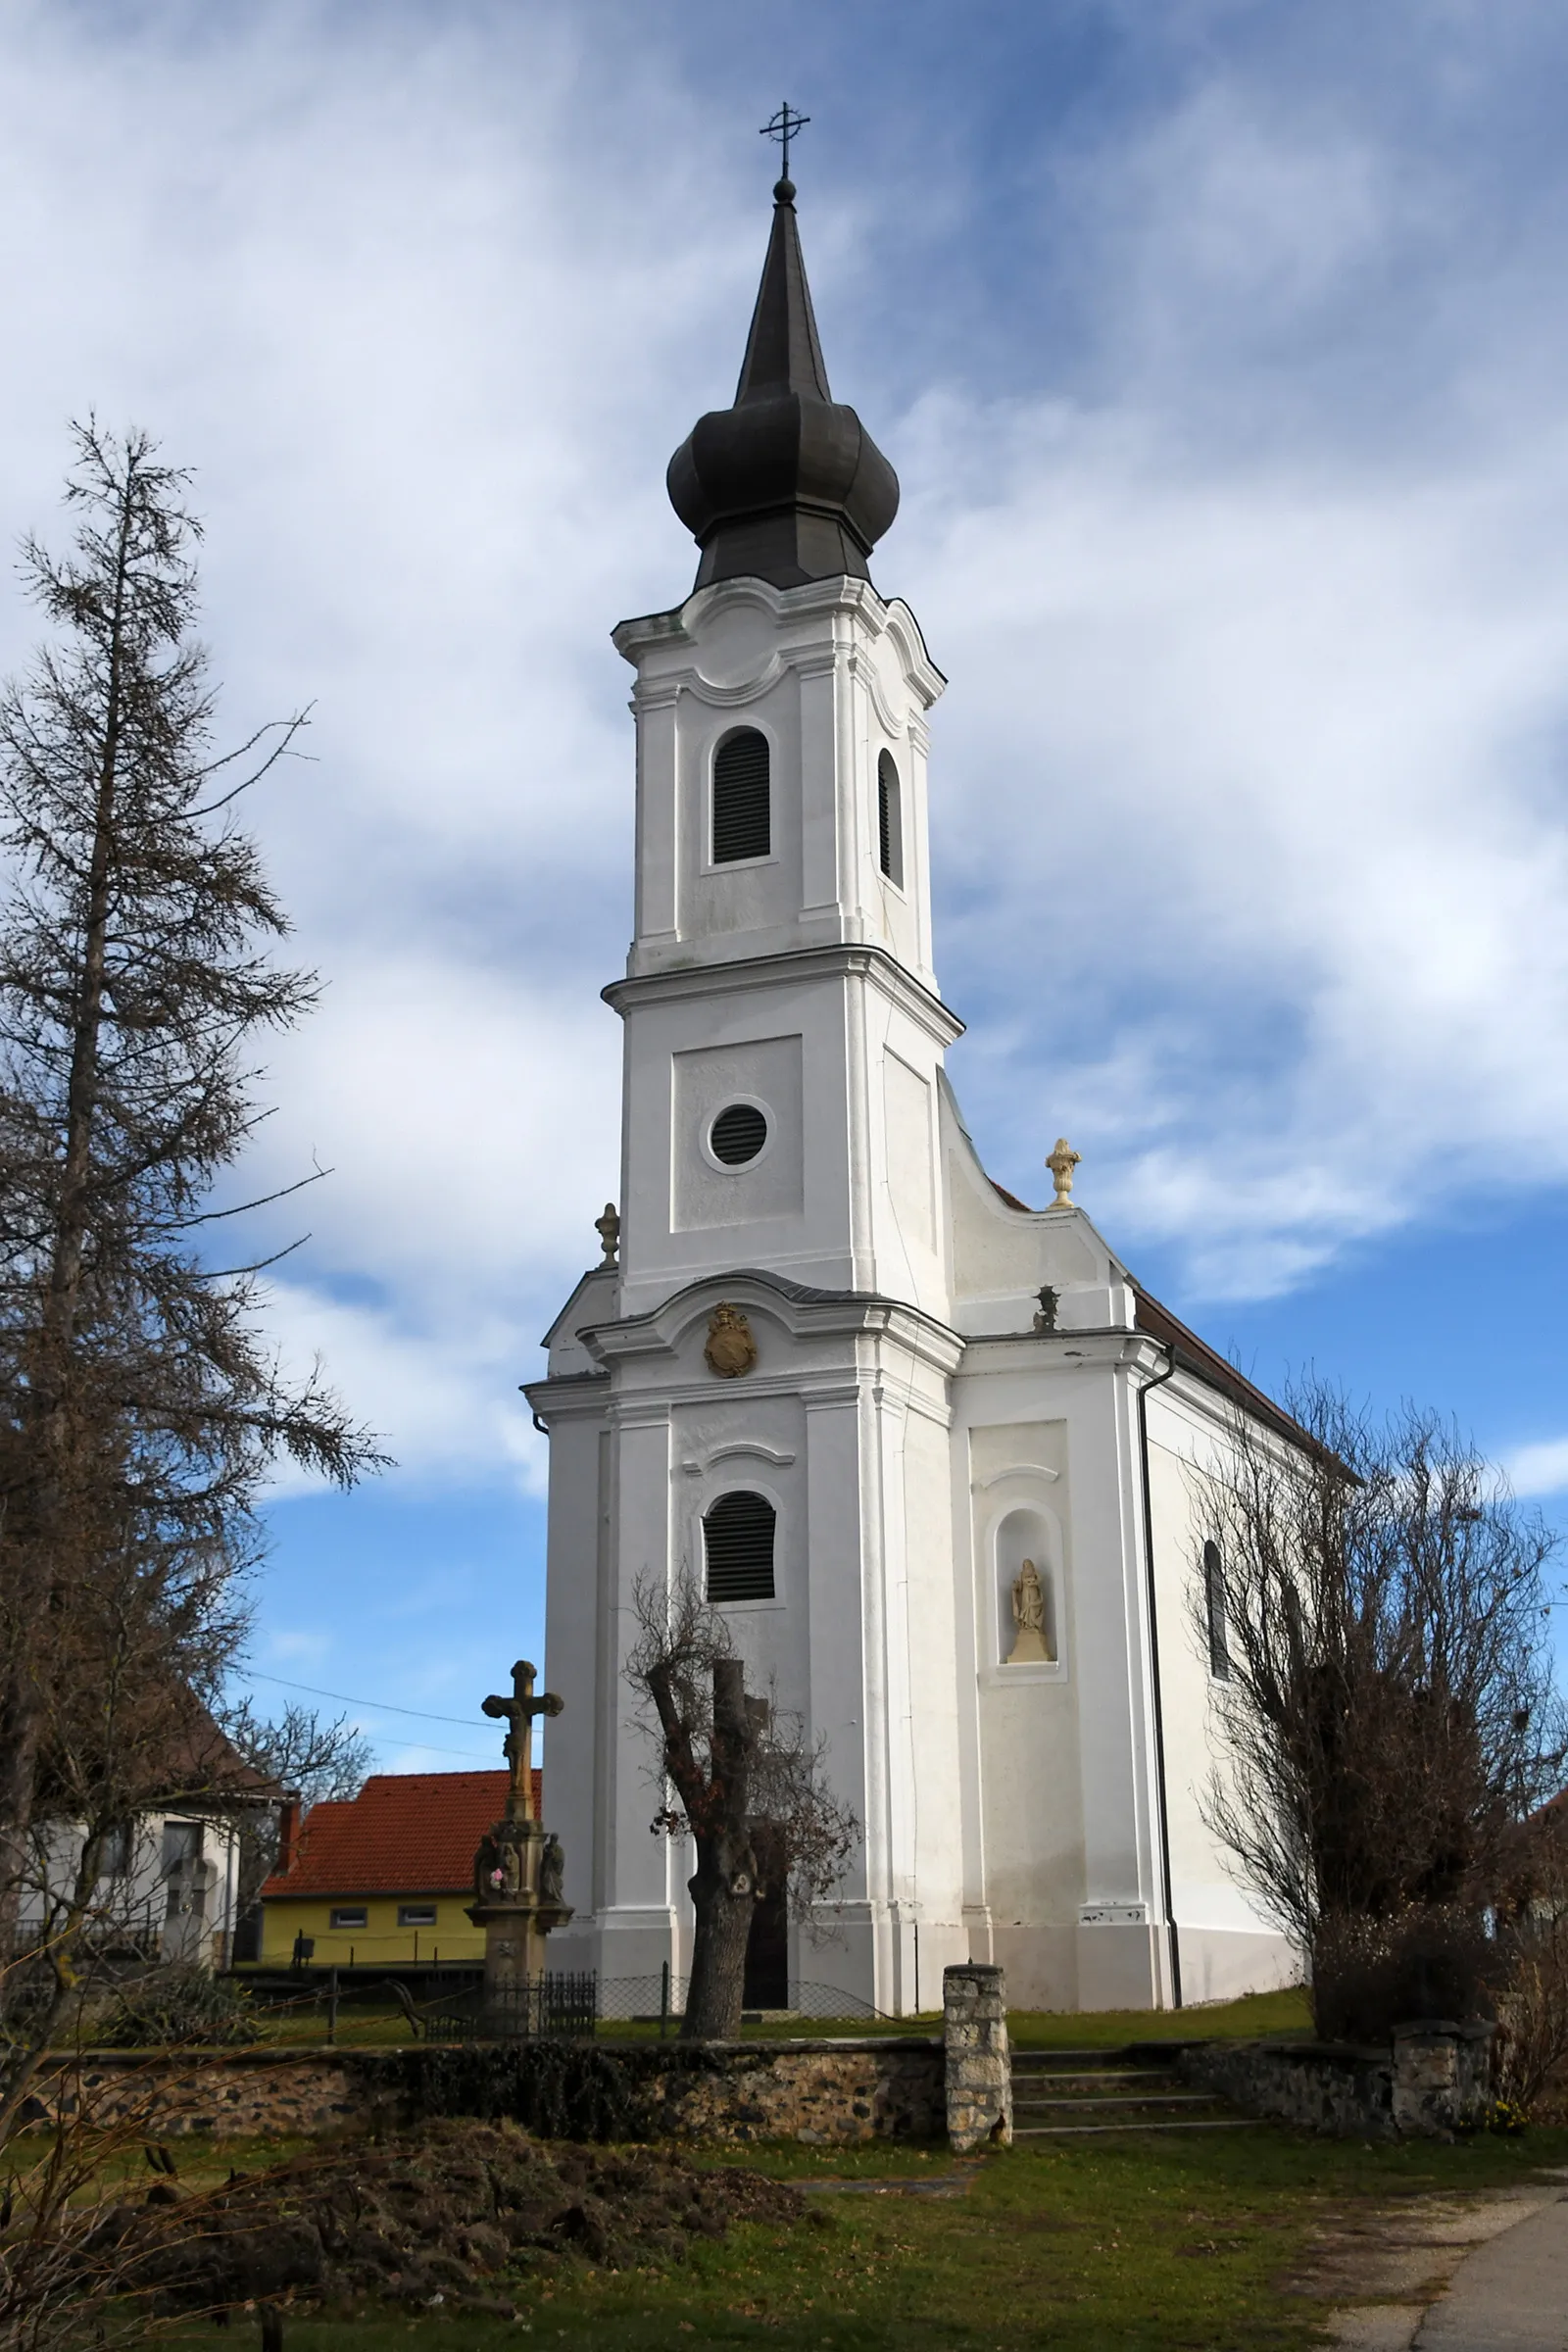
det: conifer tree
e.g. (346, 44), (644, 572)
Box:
(0, 422), (380, 2016)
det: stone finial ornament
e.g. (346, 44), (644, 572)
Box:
(1046, 1138), (1081, 1210)
(594, 1201), (620, 1267)
(1006, 1562), (1054, 1665)
(705, 1302), (758, 1379)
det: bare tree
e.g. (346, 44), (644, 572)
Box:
(625, 1575), (857, 2040)
(1194, 1383), (1564, 2039)
(1493, 1799), (1568, 2115)
(220, 1698), (372, 1919)
(0, 423), (382, 2042)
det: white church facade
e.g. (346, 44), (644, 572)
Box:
(530, 169), (1298, 2016)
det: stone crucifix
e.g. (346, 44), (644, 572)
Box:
(482, 1659), (563, 1825)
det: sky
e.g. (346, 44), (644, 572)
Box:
(1, 0), (1566, 1773)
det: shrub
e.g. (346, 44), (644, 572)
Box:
(1492, 1914), (1568, 2115)
(1311, 1905), (1493, 2044)
(93, 1965), (258, 2048)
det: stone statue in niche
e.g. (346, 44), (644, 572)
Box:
(1006, 1559), (1054, 1664)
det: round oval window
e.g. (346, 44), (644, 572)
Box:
(710, 1102), (768, 1166)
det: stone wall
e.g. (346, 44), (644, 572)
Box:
(612, 2041), (943, 2144)
(16, 2049), (385, 2140)
(17, 2036), (944, 2146)
(1172, 2022), (1494, 2140)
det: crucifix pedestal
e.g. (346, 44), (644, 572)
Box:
(466, 1659), (572, 2004)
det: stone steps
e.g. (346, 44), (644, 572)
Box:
(1009, 2044), (1245, 2137)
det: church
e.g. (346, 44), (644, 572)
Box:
(528, 161), (1299, 2017)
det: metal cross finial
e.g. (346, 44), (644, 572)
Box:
(760, 101), (810, 183)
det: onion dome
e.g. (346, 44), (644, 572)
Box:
(667, 177), (900, 592)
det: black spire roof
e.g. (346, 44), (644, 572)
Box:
(666, 177), (900, 593)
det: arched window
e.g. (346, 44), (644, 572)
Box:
(1203, 1540), (1230, 1681)
(877, 750), (903, 886)
(704, 1490), (776, 1602)
(711, 728), (771, 863)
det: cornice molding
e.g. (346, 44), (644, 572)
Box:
(605, 941), (965, 1047)
(611, 575), (945, 710)
(579, 1266), (966, 1384)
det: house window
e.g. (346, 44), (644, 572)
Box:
(161, 1820), (201, 1874)
(704, 1490), (776, 1603)
(398, 1904), (437, 1929)
(1203, 1541), (1230, 1681)
(877, 750), (903, 886)
(98, 1823), (131, 1879)
(329, 1906), (368, 1931)
(711, 728), (770, 863)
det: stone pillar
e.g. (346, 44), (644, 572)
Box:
(1392, 2022), (1495, 2138)
(944, 1962), (1011, 2152)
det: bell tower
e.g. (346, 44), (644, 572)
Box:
(612, 171), (958, 1324)
(536, 159), (974, 2018)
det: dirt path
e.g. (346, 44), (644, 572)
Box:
(1286, 2173), (1568, 2349)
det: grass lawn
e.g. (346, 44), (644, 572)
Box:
(1007, 1987), (1314, 2049)
(225, 1986), (1312, 2050)
(153, 2117), (1568, 2352)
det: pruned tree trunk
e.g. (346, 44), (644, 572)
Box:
(683, 1844), (757, 2041)
(627, 1581), (858, 2042)
(680, 1658), (760, 2040)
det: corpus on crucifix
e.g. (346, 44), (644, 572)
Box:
(482, 1660), (563, 1824)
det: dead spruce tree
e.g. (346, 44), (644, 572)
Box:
(0, 424), (380, 2074)
(1195, 1384), (1564, 2040)
(626, 1575), (857, 2039)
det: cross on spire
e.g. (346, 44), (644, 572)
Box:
(760, 101), (810, 185)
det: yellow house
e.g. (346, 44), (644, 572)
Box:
(259, 1768), (528, 1971)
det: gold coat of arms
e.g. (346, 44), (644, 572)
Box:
(705, 1302), (758, 1379)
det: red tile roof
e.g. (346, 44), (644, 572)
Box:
(260, 1770), (537, 1899)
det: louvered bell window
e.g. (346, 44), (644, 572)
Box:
(877, 750), (903, 886)
(704, 1490), (776, 1603)
(711, 728), (771, 863)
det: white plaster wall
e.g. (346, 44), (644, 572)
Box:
(1145, 1384), (1300, 2002)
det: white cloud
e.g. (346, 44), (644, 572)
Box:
(3, 0), (1568, 1506)
(1503, 1439), (1568, 1500)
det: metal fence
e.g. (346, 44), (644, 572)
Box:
(594, 1970), (889, 2031)
(425, 1972), (600, 2042)
(418, 1969), (892, 2042)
